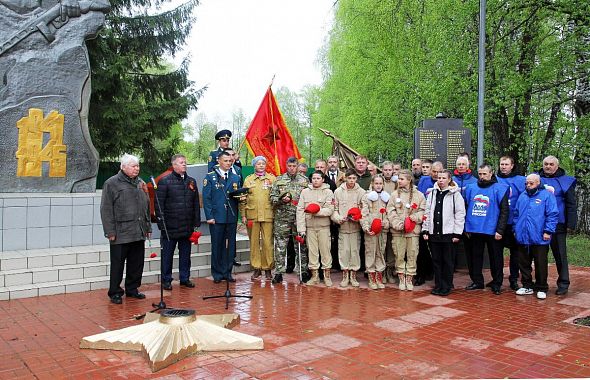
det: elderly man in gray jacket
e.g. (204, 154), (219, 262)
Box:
(101, 154), (152, 304)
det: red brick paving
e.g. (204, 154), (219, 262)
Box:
(1, 265), (590, 379)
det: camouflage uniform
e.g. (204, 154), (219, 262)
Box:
(271, 172), (309, 275)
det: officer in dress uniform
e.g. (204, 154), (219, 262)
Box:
(208, 130), (243, 172)
(203, 151), (241, 282)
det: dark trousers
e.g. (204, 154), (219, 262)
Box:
(330, 223), (341, 270)
(161, 237), (191, 283)
(416, 235), (433, 280)
(550, 224), (570, 290)
(502, 225), (520, 283)
(108, 240), (145, 298)
(209, 223), (237, 281)
(518, 244), (549, 292)
(467, 233), (503, 288)
(429, 241), (454, 292)
(287, 236), (295, 271)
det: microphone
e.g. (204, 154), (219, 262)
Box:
(150, 176), (158, 190)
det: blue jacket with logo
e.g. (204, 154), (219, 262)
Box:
(464, 176), (510, 235)
(417, 176), (435, 196)
(513, 186), (558, 246)
(452, 170), (478, 198)
(496, 172), (526, 225)
(538, 168), (577, 229)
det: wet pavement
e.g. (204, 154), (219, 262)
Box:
(1, 264), (590, 379)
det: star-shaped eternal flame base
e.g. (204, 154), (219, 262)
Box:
(79, 309), (264, 372)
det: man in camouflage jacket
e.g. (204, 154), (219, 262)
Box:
(270, 157), (310, 283)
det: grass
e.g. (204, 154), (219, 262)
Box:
(555, 234), (590, 267)
(503, 234), (590, 267)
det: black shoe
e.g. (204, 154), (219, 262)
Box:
(126, 292), (146, 299)
(555, 288), (568, 296)
(226, 276), (236, 283)
(509, 281), (519, 291)
(180, 280), (195, 288)
(163, 282), (172, 291)
(431, 289), (441, 296)
(465, 283), (484, 290)
(213, 278), (222, 284)
(110, 295), (122, 304)
(414, 277), (425, 286)
(272, 273), (283, 284)
(233, 261), (242, 267)
(439, 289), (451, 296)
(485, 281), (493, 288)
(301, 271), (311, 283)
(491, 287), (502, 295)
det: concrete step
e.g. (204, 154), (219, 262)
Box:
(0, 234), (252, 300)
(0, 259), (253, 300)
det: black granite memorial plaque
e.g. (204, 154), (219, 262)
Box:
(413, 117), (471, 170)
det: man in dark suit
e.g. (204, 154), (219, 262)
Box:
(203, 151), (241, 282)
(155, 154), (201, 290)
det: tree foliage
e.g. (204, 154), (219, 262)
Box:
(315, 0), (590, 174)
(87, 0), (205, 168)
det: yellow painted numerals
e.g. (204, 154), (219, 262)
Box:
(15, 108), (67, 177)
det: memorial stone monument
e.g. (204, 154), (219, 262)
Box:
(0, 0), (111, 252)
(413, 114), (471, 170)
(0, 0), (110, 193)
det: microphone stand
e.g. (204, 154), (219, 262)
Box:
(135, 176), (173, 320)
(202, 171), (252, 309)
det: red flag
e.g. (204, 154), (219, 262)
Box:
(245, 87), (302, 175)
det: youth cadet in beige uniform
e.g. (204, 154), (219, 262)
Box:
(297, 171), (334, 286)
(331, 169), (366, 287)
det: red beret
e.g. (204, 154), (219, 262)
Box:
(370, 218), (382, 234)
(404, 216), (417, 233)
(305, 203), (321, 214)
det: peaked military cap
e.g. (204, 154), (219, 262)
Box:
(215, 129), (232, 140)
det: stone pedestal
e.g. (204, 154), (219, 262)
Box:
(0, 192), (107, 252)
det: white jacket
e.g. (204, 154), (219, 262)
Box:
(422, 183), (465, 236)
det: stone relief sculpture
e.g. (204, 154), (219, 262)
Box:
(0, 0), (111, 192)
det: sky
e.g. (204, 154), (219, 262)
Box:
(180, 0), (335, 130)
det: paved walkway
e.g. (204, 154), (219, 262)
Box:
(1, 265), (590, 379)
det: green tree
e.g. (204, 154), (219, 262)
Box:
(87, 0), (205, 170)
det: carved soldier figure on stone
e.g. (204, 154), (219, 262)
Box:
(270, 157), (310, 284)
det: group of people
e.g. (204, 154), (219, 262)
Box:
(99, 129), (577, 304)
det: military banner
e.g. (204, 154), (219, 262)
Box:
(244, 87), (302, 175)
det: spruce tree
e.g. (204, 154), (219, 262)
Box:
(87, 0), (204, 169)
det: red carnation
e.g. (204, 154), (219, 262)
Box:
(379, 207), (386, 214)
(411, 203), (418, 210)
(291, 200), (298, 206)
(247, 220), (253, 228)
(295, 235), (305, 244)
(305, 203), (321, 214)
(150, 252), (157, 258)
(189, 231), (202, 245)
